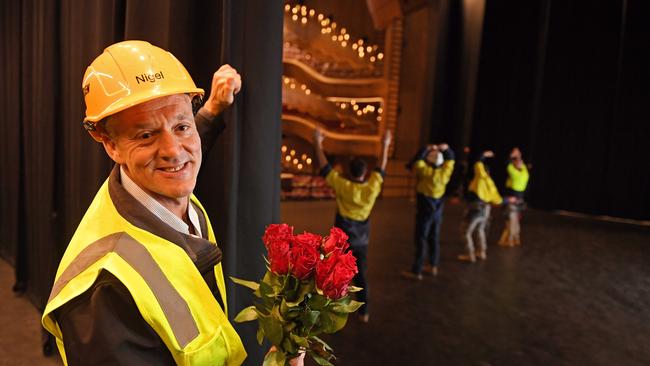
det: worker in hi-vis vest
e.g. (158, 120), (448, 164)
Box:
(401, 143), (455, 280)
(458, 150), (503, 263)
(313, 127), (392, 323)
(498, 147), (530, 247)
(41, 41), (303, 366)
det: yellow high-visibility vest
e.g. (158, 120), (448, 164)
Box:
(505, 162), (529, 192)
(414, 159), (455, 199)
(326, 169), (383, 221)
(42, 179), (246, 365)
(468, 161), (503, 204)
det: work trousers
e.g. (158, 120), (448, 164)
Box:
(499, 202), (523, 246)
(464, 202), (491, 256)
(412, 194), (445, 274)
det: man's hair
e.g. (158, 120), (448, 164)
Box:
(349, 158), (367, 178)
(95, 116), (117, 139)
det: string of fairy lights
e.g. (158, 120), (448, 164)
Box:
(281, 145), (313, 171)
(284, 3), (384, 63)
(282, 75), (383, 123)
(282, 3), (386, 173)
(334, 100), (383, 122)
(283, 75), (312, 96)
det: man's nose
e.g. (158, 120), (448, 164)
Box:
(157, 130), (183, 161)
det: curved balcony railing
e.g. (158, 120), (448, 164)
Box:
(282, 114), (381, 157)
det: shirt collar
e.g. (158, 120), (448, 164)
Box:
(119, 166), (203, 238)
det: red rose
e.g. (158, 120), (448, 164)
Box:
(322, 227), (349, 254)
(315, 249), (358, 299)
(290, 237), (321, 280)
(267, 239), (291, 275)
(263, 224), (294, 248)
(294, 232), (323, 249)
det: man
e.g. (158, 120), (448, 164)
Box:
(313, 127), (392, 323)
(498, 147), (530, 247)
(402, 143), (455, 280)
(41, 41), (249, 365)
(459, 150), (503, 263)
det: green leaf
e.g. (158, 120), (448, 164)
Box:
(259, 315), (284, 346)
(254, 301), (270, 316)
(279, 298), (290, 317)
(347, 285), (363, 293)
(282, 336), (296, 354)
(307, 293), (330, 310)
(271, 304), (286, 323)
(300, 309), (320, 329)
(311, 354), (334, 366)
(260, 280), (276, 298)
(331, 300), (364, 313)
(311, 335), (333, 353)
(319, 310), (348, 333)
(263, 270), (282, 287)
(256, 324), (264, 345)
(283, 275), (301, 302)
(263, 349), (286, 366)
(290, 333), (309, 348)
(233, 306), (258, 323)
(283, 322), (297, 333)
(230, 276), (260, 291)
(287, 280), (315, 306)
(309, 336), (335, 365)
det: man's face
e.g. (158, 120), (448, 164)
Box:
(102, 94), (201, 207)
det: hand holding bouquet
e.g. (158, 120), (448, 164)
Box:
(231, 224), (363, 366)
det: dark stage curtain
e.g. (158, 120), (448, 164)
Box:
(468, 0), (649, 220)
(0, 1), (282, 363)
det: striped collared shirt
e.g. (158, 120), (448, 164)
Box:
(120, 166), (203, 238)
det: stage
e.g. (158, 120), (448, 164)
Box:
(3, 197), (649, 365)
(282, 198), (650, 365)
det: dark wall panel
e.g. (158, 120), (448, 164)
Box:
(1, 1), (283, 363)
(469, 0), (649, 220)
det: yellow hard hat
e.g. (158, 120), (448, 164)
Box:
(82, 40), (204, 139)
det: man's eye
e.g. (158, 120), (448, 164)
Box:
(140, 132), (153, 139)
(177, 124), (191, 132)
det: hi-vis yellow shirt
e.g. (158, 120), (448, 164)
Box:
(326, 169), (383, 221)
(414, 159), (455, 199)
(505, 163), (529, 192)
(468, 161), (503, 204)
(42, 173), (246, 366)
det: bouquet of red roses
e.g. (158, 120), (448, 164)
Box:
(231, 224), (362, 366)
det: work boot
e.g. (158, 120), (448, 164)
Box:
(498, 230), (509, 246)
(400, 270), (423, 281)
(457, 253), (476, 263)
(430, 266), (438, 276)
(423, 265), (438, 277)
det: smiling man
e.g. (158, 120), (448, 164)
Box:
(41, 41), (247, 365)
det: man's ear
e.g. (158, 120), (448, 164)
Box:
(98, 135), (124, 164)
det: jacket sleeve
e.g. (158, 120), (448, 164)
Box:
(55, 270), (175, 366)
(367, 168), (385, 197)
(440, 160), (456, 186)
(195, 107), (226, 154)
(405, 146), (429, 170)
(321, 164), (345, 192)
(413, 160), (432, 178)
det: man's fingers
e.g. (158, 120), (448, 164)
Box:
(218, 86), (234, 104)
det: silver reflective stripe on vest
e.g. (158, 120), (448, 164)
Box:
(48, 232), (199, 348)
